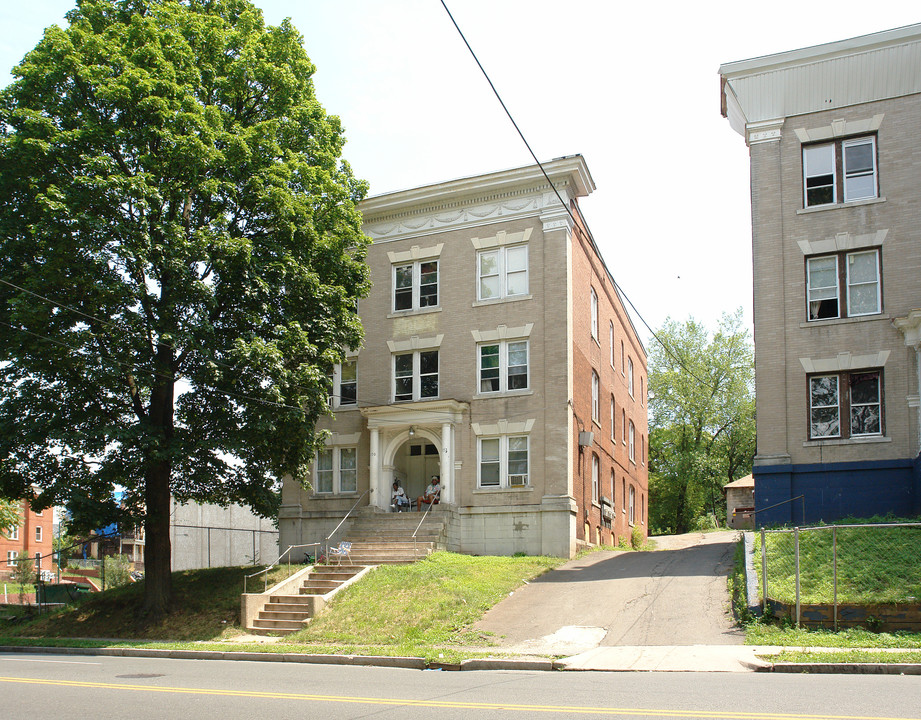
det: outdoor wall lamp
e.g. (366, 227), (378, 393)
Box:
(409, 426), (415, 437)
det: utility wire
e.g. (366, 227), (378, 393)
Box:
(439, 0), (710, 388)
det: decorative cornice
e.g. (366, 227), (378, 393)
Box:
(470, 323), (533, 343)
(799, 350), (890, 373)
(323, 432), (361, 446)
(794, 114), (884, 143)
(361, 399), (469, 427)
(360, 156), (594, 242)
(471, 418), (535, 436)
(797, 229), (888, 256)
(387, 243), (444, 264)
(470, 227), (532, 251)
(893, 309), (921, 347)
(746, 118), (784, 146)
(386, 334), (444, 353)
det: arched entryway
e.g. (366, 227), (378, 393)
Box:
(391, 436), (441, 504)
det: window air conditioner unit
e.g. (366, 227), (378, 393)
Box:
(508, 474), (528, 487)
(578, 431), (594, 447)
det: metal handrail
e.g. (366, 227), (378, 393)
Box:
(411, 492), (440, 559)
(324, 488), (372, 560)
(243, 542), (320, 594)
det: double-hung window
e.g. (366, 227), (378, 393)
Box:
(628, 421), (635, 462)
(35, 526), (42, 543)
(478, 245), (528, 300)
(627, 357), (635, 398)
(803, 136), (877, 208)
(332, 361), (357, 408)
(591, 371), (600, 423)
(629, 485), (636, 525)
(592, 454), (600, 503)
(8, 526), (18, 541)
(393, 260), (438, 311)
(478, 435), (529, 488)
(809, 370), (882, 440)
(394, 350), (439, 401)
(590, 287), (599, 341)
(315, 446), (358, 494)
(478, 340), (528, 393)
(806, 249), (881, 320)
(6, 551), (17, 566)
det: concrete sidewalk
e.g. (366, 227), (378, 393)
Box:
(557, 645), (773, 672)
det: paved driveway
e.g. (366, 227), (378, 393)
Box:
(474, 531), (744, 655)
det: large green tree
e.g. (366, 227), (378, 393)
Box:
(0, 0), (369, 618)
(647, 311), (755, 535)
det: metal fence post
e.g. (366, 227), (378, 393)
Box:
(833, 525), (838, 632)
(794, 526), (801, 628)
(760, 528), (768, 609)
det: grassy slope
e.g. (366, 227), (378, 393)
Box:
(0, 553), (562, 658)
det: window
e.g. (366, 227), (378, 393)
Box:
(332, 361), (357, 408)
(6, 551), (17, 566)
(628, 421), (635, 462)
(641, 434), (646, 466)
(627, 357), (635, 398)
(478, 245), (528, 300)
(629, 485), (636, 525)
(591, 371), (600, 423)
(809, 370), (882, 439)
(621, 341), (625, 372)
(592, 454), (600, 503)
(393, 260), (438, 311)
(478, 340), (528, 393)
(803, 136), (877, 208)
(609, 322), (615, 367)
(8, 526), (18, 541)
(478, 435), (529, 488)
(590, 287), (599, 341)
(621, 478), (626, 514)
(35, 526), (42, 543)
(622, 409), (626, 445)
(315, 446), (358, 494)
(394, 350), (439, 401)
(640, 377), (645, 406)
(610, 396), (615, 441)
(806, 249), (881, 320)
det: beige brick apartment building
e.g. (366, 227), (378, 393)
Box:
(720, 25), (921, 523)
(278, 156), (648, 557)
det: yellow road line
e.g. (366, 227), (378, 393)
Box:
(0, 676), (917, 720)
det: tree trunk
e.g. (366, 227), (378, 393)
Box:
(142, 368), (175, 620)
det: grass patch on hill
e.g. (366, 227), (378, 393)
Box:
(282, 552), (562, 655)
(0, 564), (306, 641)
(753, 521), (921, 604)
(0, 552), (562, 660)
(746, 623), (921, 648)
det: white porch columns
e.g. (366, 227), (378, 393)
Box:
(441, 421), (454, 504)
(369, 426), (383, 509)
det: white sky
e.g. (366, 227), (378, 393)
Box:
(2, 1), (919, 345)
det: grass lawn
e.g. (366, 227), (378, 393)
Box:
(768, 649), (921, 664)
(753, 523), (921, 604)
(0, 552), (563, 661)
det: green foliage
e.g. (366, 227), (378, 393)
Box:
(746, 623), (921, 649)
(0, 0), (369, 611)
(647, 311), (755, 534)
(288, 552), (562, 648)
(728, 539), (752, 623)
(754, 524), (921, 604)
(630, 525), (644, 550)
(103, 554), (133, 589)
(0, 499), (20, 537)
(11, 556), (35, 587)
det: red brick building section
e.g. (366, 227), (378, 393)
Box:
(0, 498), (54, 580)
(570, 203), (649, 547)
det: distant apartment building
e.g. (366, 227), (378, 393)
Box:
(278, 156), (649, 557)
(720, 24), (921, 523)
(1, 497), (54, 580)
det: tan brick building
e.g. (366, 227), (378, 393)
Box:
(720, 25), (921, 523)
(278, 156), (648, 557)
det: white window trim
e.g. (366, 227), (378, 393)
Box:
(8, 526), (18, 541)
(393, 349), (439, 402)
(628, 421), (636, 463)
(842, 136), (878, 203)
(6, 551), (17, 566)
(591, 454), (600, 504)
(392, 259), (439, 313)
(628, 485), (636, 526)
(609, 322), (615, 368)
(610, 396), (615, 442)
(477, 339), (529, 395)
(314, 445), (359, 495)
(845, 250), (881, 318)
(332, 360), (357, 409)
(627, 357), (635, 399)
(590, 287), (599, 341)
(591, 371), (600, 424)
(476, 244), (529, 302)
(477, 434), (530, 489)
(35, 526), (42, 543)
(800, 132), (880, 208)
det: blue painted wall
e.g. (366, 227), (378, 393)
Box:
(753, 457), (919, 526)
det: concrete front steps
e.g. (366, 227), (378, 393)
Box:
(246, 565), (367, 636)
(342, 511), (447, 564)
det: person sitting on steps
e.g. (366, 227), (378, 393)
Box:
(390, 480), (410, 512)
(417, 475), (441, 511)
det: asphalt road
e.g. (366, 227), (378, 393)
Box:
(3, 652), (921, 720)
(475, 531), (744, 654)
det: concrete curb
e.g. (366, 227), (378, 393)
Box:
(2, 645), (919, 674)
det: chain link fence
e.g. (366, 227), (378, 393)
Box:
(755, 522), (921, 628)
